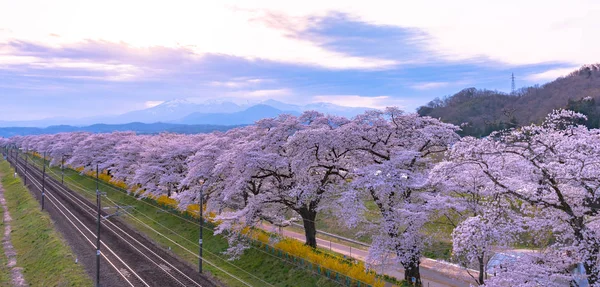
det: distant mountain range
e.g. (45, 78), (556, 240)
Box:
(176, 104), (300, 125)
(0, 99), (373, 128)
(418, 64), (600, 137)
(0, 99), (375, 137)
(0, 122), (240, 138)
(5, 64), (599, 138)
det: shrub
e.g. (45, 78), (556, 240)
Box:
(253, 230), (384, 287)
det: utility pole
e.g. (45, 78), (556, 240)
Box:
(15, 148), (20, 179)
(61, 155), (66, 185)
(199, 187), (203, 274)
(23, 147), (28, 186)
(17, 147), (28, 186)
(511, 73), (516, 95)
(95, 164), (101, 287)
(41, 151), (46, 211)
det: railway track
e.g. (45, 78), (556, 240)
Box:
(7, 154), (215, 287)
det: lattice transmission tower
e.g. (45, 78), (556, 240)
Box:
(511, 73), (516, 95)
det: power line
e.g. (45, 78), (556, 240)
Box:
(18, 153), (399, 286)
(28, 158), (262, 287)
(28, 155), (377, 287)
(8, 152), (145, 287)
(12, 154), (206, 287)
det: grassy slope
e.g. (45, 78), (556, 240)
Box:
(0, 160), (92, 286)
(25, 156), (341, 287)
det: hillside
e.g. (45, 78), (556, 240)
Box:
(417, 64), (600, 137)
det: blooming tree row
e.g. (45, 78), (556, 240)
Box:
(2, 108), (599, 286)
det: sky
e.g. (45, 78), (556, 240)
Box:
(1, 0), (598, 121)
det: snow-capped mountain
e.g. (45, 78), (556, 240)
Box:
(0, 98), (375, 128)
(177, 104), (301, 125)
(257, 99), (303, 112)
(126, 98), (374, 125)
(110, 99), (244, 124)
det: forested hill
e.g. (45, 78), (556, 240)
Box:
(417, 64), (600, 137)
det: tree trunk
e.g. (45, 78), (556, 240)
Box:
(403, 256), (422, 286)
(478, 255), (485, 285)
(298, 207), (317, 248)
(583, 252), (599, 286)
(571, 219), (599, 285)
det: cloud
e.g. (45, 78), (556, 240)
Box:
(411, 81), (449, 90)
(0, 55), (39, 66)
(4, 1), (597, 73)
(311, 95), (406, 109)
(209, 78), (269, 88)
(227, 1), (600, 66)
(144, 101), (165, 108)
(0, 50), (146, 81)
(246, 89), (292, 98)
(3, 1), (596, 121)
(0, 1), (397, 70)
(525, 67), (579, 81)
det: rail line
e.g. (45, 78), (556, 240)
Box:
(9, 154), (213, 287)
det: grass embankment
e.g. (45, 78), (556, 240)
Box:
(24, 156), (350, 287)
(0, 160), (92, 286)
(0, 193), (12, 286)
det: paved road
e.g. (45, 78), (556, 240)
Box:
(263, 224), (472, 287)
(8, 154), (216, 287)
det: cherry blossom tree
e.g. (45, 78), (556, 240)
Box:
(483, 250), (574, 287)
(443, 110), (600, 285)
(44, 132), (91, 166)
(450, 214), (519, 285)
(429, 155), (523, 285)
(22, 134), (54, 157)
(130, 133), (203, 197)
(106, 134), (149, 184)
(157, 134), (205, 197)
(67, 132), (135, 173)
(340, 108), (459, 285)
(10, 108), (598, 286)
(12, 134), (64, 164)
(177, 128), (252, 211)
(0, 138), (6, 156)
(211, 112), (355, 248)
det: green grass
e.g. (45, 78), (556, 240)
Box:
(24, 155), (344, 287)
(422, 240), (452, 261)
(0, 160), (92, 286)
(307, 199), (453, 261)
(313, 209), (375, 244)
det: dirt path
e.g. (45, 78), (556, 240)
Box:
(0, 183), (28, 287)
